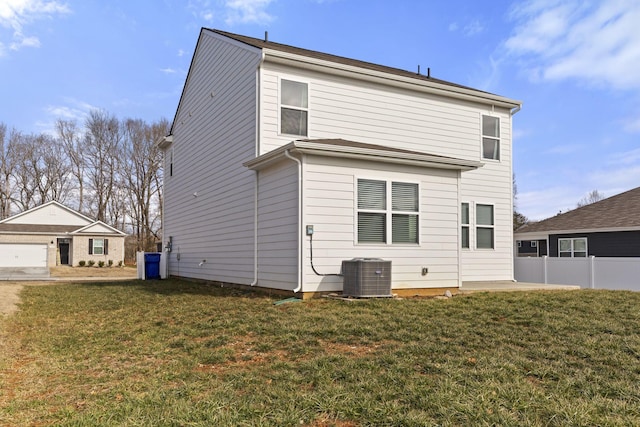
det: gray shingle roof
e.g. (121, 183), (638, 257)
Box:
(0, 224), (83, 233)
(210, 29), (497, 95)
(516, 186), (640, 233)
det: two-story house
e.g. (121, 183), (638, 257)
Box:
(158, 28), (521, 298)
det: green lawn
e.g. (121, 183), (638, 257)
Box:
(2, 280), (640, 426)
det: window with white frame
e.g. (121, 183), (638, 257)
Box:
(482, 115), (500, 160)
(357, 179), (419, 244)
(280, 79), (308, 136)
(88, 238), (108, 255)
(461, 202), (470, 249)
(558, 238), (587, 257)
(476, 204), (494, 249)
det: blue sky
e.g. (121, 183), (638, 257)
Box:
(1, 0), (639, 221)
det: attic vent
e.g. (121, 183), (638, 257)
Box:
(341, 258), (392, 298)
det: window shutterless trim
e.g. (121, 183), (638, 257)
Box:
(481, 114), (500, 161)
(279, 78), (309, 137)
(356, 178), (419, 245)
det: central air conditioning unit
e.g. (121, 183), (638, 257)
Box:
(341, 258), (392, 298)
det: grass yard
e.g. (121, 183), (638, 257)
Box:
(1, 280), (640, 426)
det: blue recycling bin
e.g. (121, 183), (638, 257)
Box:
(144, 253), (161, 280)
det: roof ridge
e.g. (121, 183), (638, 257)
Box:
(207, 28), (497, 96)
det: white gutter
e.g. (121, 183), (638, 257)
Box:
(249, 51), (266, 287)
(284, 149), (303, 294)
(263, 51), (522, 109)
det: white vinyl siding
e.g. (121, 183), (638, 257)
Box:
(302, 155), (460, 293)
(260, 61), (514, 282)
(256, 159), (299, 290)
(163, 30), (263, 284)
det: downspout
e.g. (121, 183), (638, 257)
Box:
(284, 149), (303, 294)
(249, 52), (266, 287)
(509, 103), (522, 281)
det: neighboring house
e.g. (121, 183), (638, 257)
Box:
(159, 28), (521, 297)
(0, 201), (126, 268)
(515, 186), (640, 258)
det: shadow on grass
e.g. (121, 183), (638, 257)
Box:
(75, 278), (280, 300)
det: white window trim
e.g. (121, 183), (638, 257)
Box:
(481, 113), (500, 162)
(558, 237), (588, 257)
(93, 238), (104, 255)
(278, 77), (309, 137)
(461, 202), (470, 250)
(463, 202), (495, 251)
(475, 203), (495, 250)
(531, 241), (537, 248)
(355, 177), (420, 246)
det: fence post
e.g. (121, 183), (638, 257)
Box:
(590, 256), (596, 289)
(543, 255), (548, 284)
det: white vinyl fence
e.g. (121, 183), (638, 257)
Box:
(515, 256), (640, 291)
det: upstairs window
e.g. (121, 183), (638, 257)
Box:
(482, 115), (500, 160)
(280, 79), (308, 136)
(559, 238), (587, 257)
(357, 179), (419, 244)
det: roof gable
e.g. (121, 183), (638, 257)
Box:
(516, 186), (640, 234)
(164, 28), (521, 139)
(0, 201), (94, 227)
(72, 221), (126, 236)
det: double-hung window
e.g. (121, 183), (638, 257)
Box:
(559, 238), (587, 257)
(280, 79), (308, 136)
(357, 179), (419, 244)
(482, 115), (500, 160)
(461, 202), (470, 248)
(88, 238), (108, 255)
(476, 204), (495, 249)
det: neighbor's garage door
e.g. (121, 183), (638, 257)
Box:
(0, 244), (48, 268)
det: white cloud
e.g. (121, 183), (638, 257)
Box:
(448, 18), (484, 36)
(607, 147), (640, 166)
(0, 0), (70, 55)
(160, 67), (177, 74)
(224, 0), (274, 25)
(505, 0), (640, 90)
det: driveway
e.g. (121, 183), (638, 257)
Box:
(0, 266), (137, 316)
(0, 267), (50, 281)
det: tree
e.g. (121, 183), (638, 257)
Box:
(0, 124), (17, 219)
(56, 119), (86, 213)
(513, 174), (528, 230)
(577, 190), (605, 208)
(122, 117), (168, 251)
(84, 110), (122, 222)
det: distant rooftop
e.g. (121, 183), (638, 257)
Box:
(516, 186), (640, 233)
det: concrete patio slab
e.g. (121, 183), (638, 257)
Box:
(460, 281), (581, 293)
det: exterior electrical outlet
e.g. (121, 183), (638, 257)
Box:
(306, 225), (314, 236)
